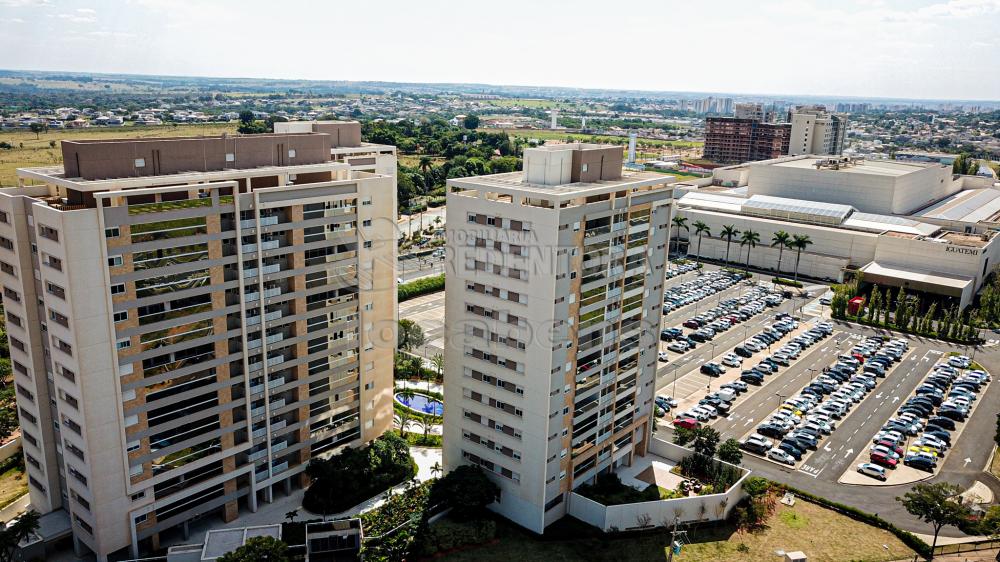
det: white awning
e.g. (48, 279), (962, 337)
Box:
(860, 262), (973, 297)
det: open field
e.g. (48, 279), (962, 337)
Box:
(489, 128), (703, 149)
(0, 462), (26, 511)
(0, 123), (238, 186)
(441, 500), (914, 562)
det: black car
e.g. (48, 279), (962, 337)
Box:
(924, 429), (952, 445)
(904, 456), (937, 472)
(777, 441), (804, 460)
(927, 416), (956, 431)
(937, 408), (966, 422)
(741, 440), (770, 454)
(741, 373), (764, 385)
(757, 424), (785, 439)
(701, 364), (724, 376)
(734, 346), (754, 358)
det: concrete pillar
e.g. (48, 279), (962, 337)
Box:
(182, 520), (190, 541)
(264, 485), (274, 504)
(283, 477), (292, 496)
(249, 488), (259, 513)
(224, 500), (239, 523)
(73, 535), (85, 559)
(150, 532), (161, 552)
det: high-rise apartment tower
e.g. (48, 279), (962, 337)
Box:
(1, 122), (397, 560)
(443, 144), (673, 533)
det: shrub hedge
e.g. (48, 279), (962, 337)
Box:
(398, 274), (445, 302)
(772, 483), (931, 558)
(773, 277), (804, 288)
(417, 518), (496, 556)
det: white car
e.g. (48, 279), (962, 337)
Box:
(668, 341), (689, 353)
(857, 462), (887, 481)
(658, 351), (670, 362)
(721, 353), (743, 368)
(767, 448), (796, 465)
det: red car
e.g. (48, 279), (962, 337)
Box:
(683, 320), (701, 329)
(870, 451), (898, 468)
(673, 417), (699, 429)
(852, 352), (866, 363)
(876, 440), (904, 456)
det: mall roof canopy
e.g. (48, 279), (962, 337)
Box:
(916, 188), (1000, 223)
(860, 262), (973, 298)
(741, 194), (854, 225)
(676, 191), (746, 213)
(843, 212), (940, 236)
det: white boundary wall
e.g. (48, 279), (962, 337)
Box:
(568, 438), (749, 532)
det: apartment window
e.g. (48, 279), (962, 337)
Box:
(24, 453), (39, 470)
(0, 210), (8, 224)
(42, 254), (62, 271)
(59, 390), (79, 410)
(288, 149), (296, 158)
(6, 313), (20, 328)
(363, 241), (372, 249)
(52, 336), (72, 356)
(3, 287), (19, 303)
(225, 153), (235, 162)
(0, 237), (12, 251)
(134, 158), (145, 168)
(62, 415), (82, 435)
(71, 490), (90, 511)
(74, 515), (93, 535)
(9, 337), (24, 352)
(113, 311), (128, 323)
(48, 309), (68, 328)
(362, 219), (372, 227)
(28, 477), (46, 493)
(110, 283), (125, 295)
(58, 364), (76, 383)
(131, 491), (146, 501)
(18, 407), (36, 425)
(135, 513), (147, 523)
(0, 262), (14, 277)
(45, 282), (65, 299)
(116, 338), (131, 351)
(37, 224), (59, 242)
(581, 163), (588, 173)
(361, 198), (372, 206)
(105, 227), (120, 238)
(108, 255), (123, 267)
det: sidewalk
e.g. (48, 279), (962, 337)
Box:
(0, 493), (29, 522)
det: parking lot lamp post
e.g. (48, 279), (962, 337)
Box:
(742, 324), (749, 344)
(671, 364), (680, 404)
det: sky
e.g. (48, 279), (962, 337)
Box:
(1, 0), (999, 101)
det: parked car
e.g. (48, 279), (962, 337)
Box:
(857, 462), (887, 481)
(672, 417), (699, 429)
(767, 448), (796, 465)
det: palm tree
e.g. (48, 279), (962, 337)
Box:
(418, 156), (433, 193)
(790, 234), (814, 283)
(671, 216), (689, 256)
(431, 461), (442, 479)
(693, 221), (711, 264)
(739, 229), (760, 273)
(430, 353), (444, 394)
(720, 225), (740, 265)
(770, 230), (791, 274)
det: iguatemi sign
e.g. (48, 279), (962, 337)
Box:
(945, 246), (979, 256)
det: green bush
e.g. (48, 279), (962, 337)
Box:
(418, 518), (496, 555)
(772, 277), (803, 288)
(426, 196), (446, 208)
(398, 274), (445, 302)
(772, 483), (931, 558)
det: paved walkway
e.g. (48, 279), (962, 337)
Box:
(0, 493), (29, 522)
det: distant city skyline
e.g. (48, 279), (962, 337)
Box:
(1, 0), (999, 102)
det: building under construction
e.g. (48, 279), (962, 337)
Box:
(703, 117), (791, 164)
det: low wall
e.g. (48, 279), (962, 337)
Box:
(0, 436), (21, 463)
(568, 438), (750, 532)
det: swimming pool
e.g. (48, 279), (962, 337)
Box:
(394, 392), (444, 416)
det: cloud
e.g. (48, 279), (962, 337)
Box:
(76, 8), (96, 14)
(86, 30), (135, 38)
(0, 0), (50, 6)
(0, 17), (25, 23)
(51, 12), (97, 23)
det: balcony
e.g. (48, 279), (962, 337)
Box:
(269, 398), (286, 410)
(252, 426), (267, 440)
(251, 406), (266, 417)
(267, 376), (285, 389)
(241, 216), (279, 230)
(247, 449), (267, 462)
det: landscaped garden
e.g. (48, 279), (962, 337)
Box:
(302, 432), (417, 515)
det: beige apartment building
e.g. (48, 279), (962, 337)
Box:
(443, 144), (674, 533)
(0, 123), (397, 560)
(788, 107), (847, 156)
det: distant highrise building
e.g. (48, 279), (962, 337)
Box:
(788, 107), (847, 156)
(3, 123), (398, 560)
(443, 143), (673, 533)
(734, 103), (764, 120)
(703, 117), (792, 164)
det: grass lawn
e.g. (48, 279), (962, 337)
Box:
(0, 462), (27, 511)
(0, 123), (238, 187)
(442, 501), (914, 562)
(485, 98), (581, 110)
(991, 448), (1000, 480)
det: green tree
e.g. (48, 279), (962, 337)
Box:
(739, 229), (760, 273)
(770, 230), (791, 274)
(397, 319), (425, 351)
(28, 122), (46, 140)
(463, 114), (480, 129)
(693, 220), (711, 264)
(717, 438), (743, 465)
(428, 465), (499, 518)
(691, 426), (721, 457)
(217, 536), (289, 562)
(0, 386), (17, 444)
(720, 225), (740, 265)
(897, 482), (970, 555)
(789, 234), (813, 283)
(0, 511), (39, 562)
(671, 216), (689, 255)
(867, 285), (881, 323)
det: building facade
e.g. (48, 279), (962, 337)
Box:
(442, 144), (673, 533)
(703, 118), (792, 164)
(1, 125), (397, 560)
(788, 108), (847, 156)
